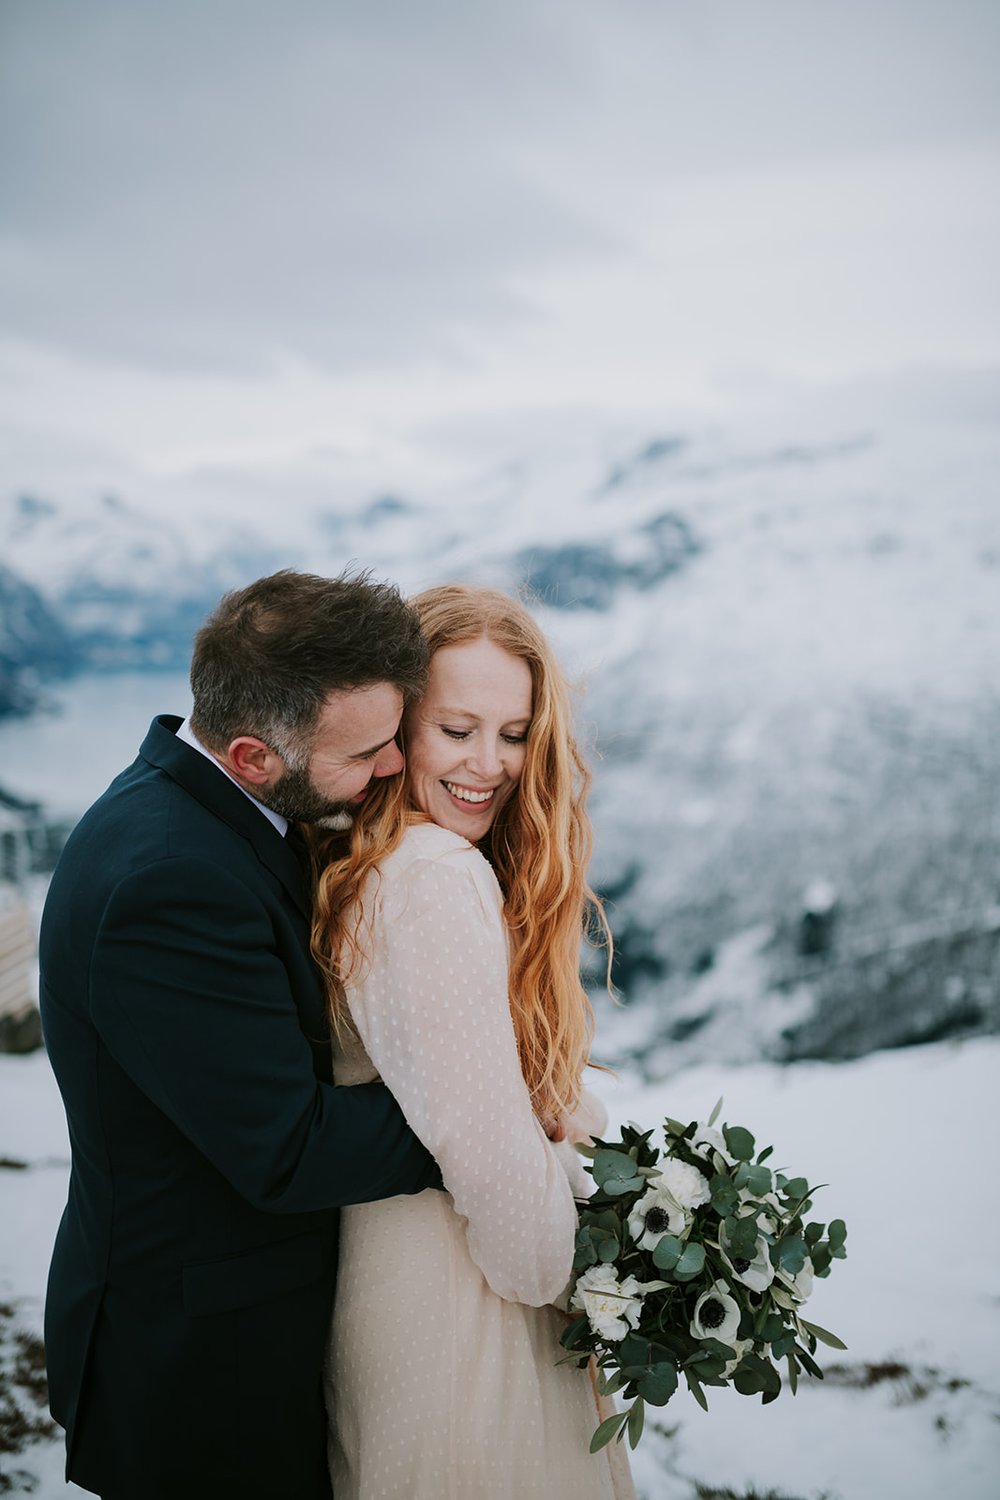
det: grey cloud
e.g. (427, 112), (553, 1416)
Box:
(1, 0), (998, 374)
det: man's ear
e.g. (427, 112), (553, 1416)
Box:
(220, 737), (282, 787)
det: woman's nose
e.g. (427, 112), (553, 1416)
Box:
(465, 738), (503, 778)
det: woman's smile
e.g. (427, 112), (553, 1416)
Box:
(404, 637), (533, 842)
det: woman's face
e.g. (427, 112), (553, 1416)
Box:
(404, 636), (533, 842)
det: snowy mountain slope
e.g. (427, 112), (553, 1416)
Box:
(1, 393), (998, 1064)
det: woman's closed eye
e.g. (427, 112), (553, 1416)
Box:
(440, 725), (528, 744)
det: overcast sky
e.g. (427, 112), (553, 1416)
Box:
(1, 0), (998, 497)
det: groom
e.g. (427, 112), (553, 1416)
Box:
(39, 570), (440, 1500)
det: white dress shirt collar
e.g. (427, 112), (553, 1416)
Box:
(175, 717), (289, 838)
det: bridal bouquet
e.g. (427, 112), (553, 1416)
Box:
(561, 1103), (848, 1453)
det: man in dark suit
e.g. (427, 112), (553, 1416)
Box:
(39, 570), (440, 1500)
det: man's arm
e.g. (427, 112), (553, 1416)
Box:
(89, 855), (438, 1212)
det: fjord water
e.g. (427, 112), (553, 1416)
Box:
(0, 671), (192, 819)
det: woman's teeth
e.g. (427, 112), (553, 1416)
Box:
(444, 782), (494, 804)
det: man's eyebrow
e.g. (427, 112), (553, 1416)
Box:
(351, 736), (398, 760)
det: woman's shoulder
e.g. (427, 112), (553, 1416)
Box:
(380, 821), (502, 911)
(385, 819), (474, 866)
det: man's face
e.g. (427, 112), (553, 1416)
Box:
(258, 683), (405, 828)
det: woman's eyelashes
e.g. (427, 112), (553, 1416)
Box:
(439, 725), (529, 744)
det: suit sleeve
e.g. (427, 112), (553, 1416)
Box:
(344, 845), (578, 1307)
(89, 855), (438, 1213)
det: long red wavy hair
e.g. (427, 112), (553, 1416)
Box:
(309, 585), (611, 1118)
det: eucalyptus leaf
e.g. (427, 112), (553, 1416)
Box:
(617, 1335), (652, 1377)
(652, 1234), (683, 1271)
(777, 1235), (807, 1273)
(728, 1215), (760, 1259)
(745, 1163), (773, 1196)
(733, 1365), (765, 1396)
(673, 1241), (706, 1280)
(559, 1315), (590, 1349)
(723, 1125), (755, 1161)
(811, 1246), (833, 1277)
(638, 1361), (679, 1406)
(698, 1338), (737, 1361)
(710, 1175), (740, 1216)
(592, 1148), (644, 1194)
(781, 1176), (809, 1201)
(761, 1313), (785, 1344)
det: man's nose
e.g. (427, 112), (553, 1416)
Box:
(373, 740), (404, 778)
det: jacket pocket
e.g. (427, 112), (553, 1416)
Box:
(182, 1231), (325, 1317)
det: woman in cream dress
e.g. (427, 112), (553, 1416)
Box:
(312, 587), (634, 1500)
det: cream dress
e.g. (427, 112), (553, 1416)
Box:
(324, 822), (634, 1499)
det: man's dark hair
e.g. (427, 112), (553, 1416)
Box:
(189, 569), (428, 756)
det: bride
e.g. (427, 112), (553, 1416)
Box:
(310, 585), (634, 1499)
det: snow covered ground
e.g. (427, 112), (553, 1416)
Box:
(3, 1036), (997, 1498)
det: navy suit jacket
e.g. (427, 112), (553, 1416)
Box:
(39, 716), (438, 1499)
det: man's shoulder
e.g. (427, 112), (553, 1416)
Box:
(59, 740), (249, 877)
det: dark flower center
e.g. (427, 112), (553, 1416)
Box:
(700, 1298), (726, 1330)
(645, 1207), (672, 1235)
(732, 1257), (751, 1275)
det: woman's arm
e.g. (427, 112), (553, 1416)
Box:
(345, 840), (578, 1307)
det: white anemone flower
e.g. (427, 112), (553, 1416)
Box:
(690, 1124), (734, 1166)
(657, 1157), (712, 1212)
(627, 1186), (689, 1250)
(777, 1256), (814, 1303)
(738, 1187), (781, 1224)
(719, 1221), (776, 1293)
(571, 1264), (644, 1342)
(690, 1280), (742, 1346)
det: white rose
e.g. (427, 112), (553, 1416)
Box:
(719, 1221), (776, 1293)
(690, 1280), (742, 1347)
(571, 1264), (644, 1342)
(657, 1157), (712, 1212)
(627, 1187), (689, 1250)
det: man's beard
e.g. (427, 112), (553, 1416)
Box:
(253, 761), (359, 831)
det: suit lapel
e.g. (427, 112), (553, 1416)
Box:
(139, 716), (312, 919)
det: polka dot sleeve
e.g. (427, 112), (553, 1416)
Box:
(344, 834), (578, 1308)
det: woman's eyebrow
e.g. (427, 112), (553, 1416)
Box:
(434, 705), (531, 721)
